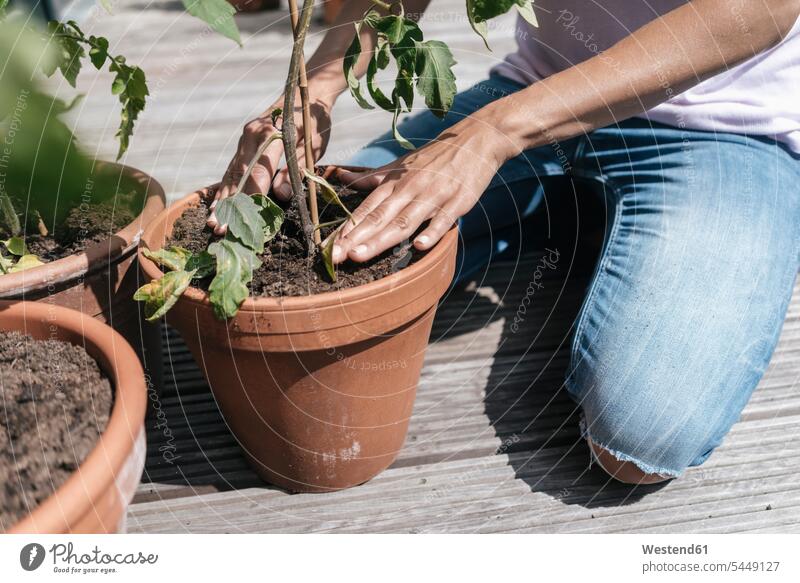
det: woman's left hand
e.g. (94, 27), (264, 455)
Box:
(332, 118), (513, 264)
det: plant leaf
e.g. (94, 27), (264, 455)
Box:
(343, 17), (375, 111)
(207, 237), (260, 320)
(392, 105), (414, 150)
(321, 231), (337, 283)
(390, 20), (422, 113)
(109, 59), (149, 159)
(182, 0), (241, 46)
(8, 254), (45, 272)
(214, 192), (267, 253)
(45, 21), (85, 87)
(303, 170), (353, 219)
(251, 194), (284, 242)
(467, 0), (531, 49)
(186, 250), (216, 279)
(2, 236), (27, 256)
(143, 246), (193, 272)
(88, 35), (109, 69)
(414, 40), (457, 118)
(516, 1), (539, 28)
(366, 42), (394, 111)
(134, 269), (195, 321)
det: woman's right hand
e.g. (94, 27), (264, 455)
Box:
(208, 91), (334, 234)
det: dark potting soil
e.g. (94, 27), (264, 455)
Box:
(0, 331), (113, 531)
(168, 184), (426, 297)
(20, 202), (136, 262)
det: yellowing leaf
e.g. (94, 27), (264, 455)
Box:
(8, 254), (45, 272)
(134, 269), (195, 321)
(321, 231), (337, 283)
(143, 246), (193, 271)
(303, 170), (353, 220)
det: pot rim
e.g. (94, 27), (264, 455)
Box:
(0, 161), (166, 298)
(3, 300), (147, 534)
(138, 169), (460, 314)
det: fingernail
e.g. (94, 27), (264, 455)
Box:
(415, 235), (430, 246)
(209, 200), (217, 210)
(332, 245), (343, 262)
(353, 244), (367, 256)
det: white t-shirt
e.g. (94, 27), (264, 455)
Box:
(492, 1), (800, 152)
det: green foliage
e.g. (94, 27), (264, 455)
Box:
(0, 21), (94, 235)
(43, 20), (149, 160)
(467, 0), (537, 49)
(136, 196), (283, 320)
(343, 6), (445, 149)
(321, 231), (337, 283)
(182, 0), (241, 46)
(207, 236), (260, 319)
(214, 192), (269, 253)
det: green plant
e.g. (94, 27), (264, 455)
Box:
(136, 0), (538, 319)
(0, 3), (149, 271)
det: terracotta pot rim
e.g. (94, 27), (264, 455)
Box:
(138, 179), (459, 314)
(0, 162), (166, 298)
(2, 300), (147, 534)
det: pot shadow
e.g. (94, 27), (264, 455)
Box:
(429, 175), (668, 508)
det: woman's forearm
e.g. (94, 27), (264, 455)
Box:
(305, 0), (432, 101)
(482, 0), (800, 161)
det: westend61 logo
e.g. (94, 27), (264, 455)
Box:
(19, 542), (158, 574)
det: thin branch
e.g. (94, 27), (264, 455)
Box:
(282, 0), (316, 254)
(289, 0), (321, 245)
(236, 132), (283, 194)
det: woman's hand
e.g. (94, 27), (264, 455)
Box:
(208, 91), (334, 233)
(332, 117), (514, 264)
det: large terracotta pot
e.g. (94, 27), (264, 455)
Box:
(138, 172), (458, 492)
(0, 163), (166, 390)
(2, 300), (147, 533)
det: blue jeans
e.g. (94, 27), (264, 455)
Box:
(349, 74), (800, 478)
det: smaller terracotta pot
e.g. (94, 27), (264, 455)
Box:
(138, 169), (458, 492)
(0, 163), (166, 394)
(2, 300), (147, 534)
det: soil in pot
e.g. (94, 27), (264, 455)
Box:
(167, 179), (426, 296)
(0, 331), (113, 530)
(1, 186), (140, 265)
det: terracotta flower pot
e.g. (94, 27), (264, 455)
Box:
(138, 172), (458, 492)
(1, 300), (147, 533)
(0, 162), (166, 391)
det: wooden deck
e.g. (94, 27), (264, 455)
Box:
(63, 2), (800, 533)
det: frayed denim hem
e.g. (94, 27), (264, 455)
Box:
(579, 416), (682, 480)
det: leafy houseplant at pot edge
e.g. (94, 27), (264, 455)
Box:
(136, 0), (538, 491)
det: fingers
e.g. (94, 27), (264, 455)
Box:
(210, 117), (283, 231)
(343, 199), (437, 263)
(331, 185), (395, 262)
(336, 167), (389, 192)
(413, 208), (457, 250)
